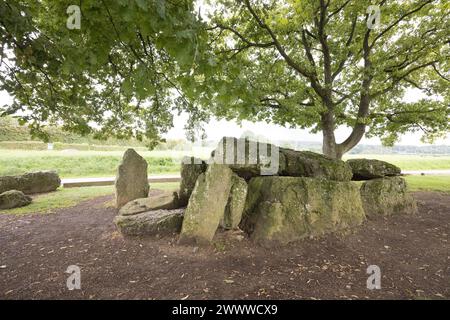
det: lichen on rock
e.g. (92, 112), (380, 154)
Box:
(179, 164), (233, 245)
(240, 176), (365, 245)
(221, 174), (248, 230)
(360, 176), (417, 217)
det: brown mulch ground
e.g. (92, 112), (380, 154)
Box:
(0, 191), (448, 300)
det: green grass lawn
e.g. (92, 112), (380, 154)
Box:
(0, 150), (182, 177)
(0, 175), (447, 216)
(0, 182), (180, 215)
(404, 175), (450, 193)
(344, 154), (450, 171)
(0, 149), (449, 178)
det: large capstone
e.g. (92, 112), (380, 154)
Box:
(220, 174), (248, 230)
(347, 159), (401, 180)
(211, 137), (283, 179)
(280, 148), (352, 181)
(115, 149), (149, 208)
(0, 171), (60, 195)
(114, 209), (184, 236)
(179, 164), (233, 245)
(178, 156), (207, 206)
(360, 176), (417, 217)
(210, 137), (352, 181)
(119, 192), (180, 216)
(0, 190), (32, 210)
(240, 176), (365, 245)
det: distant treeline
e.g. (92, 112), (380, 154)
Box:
(1, 117), (448, 154)
(0, 116), (147, 147)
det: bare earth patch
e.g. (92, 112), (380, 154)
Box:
(0, 191), (448, 300)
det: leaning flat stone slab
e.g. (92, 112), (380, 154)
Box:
(360, 176), (417, 217)
(179, 164), (233, 245)
(241, 176), (365, 245)
(119, 192), (181, 216)
(114, 209), (184, 236)
(220, 174), (248, 230)
(347, 159), (401, 180)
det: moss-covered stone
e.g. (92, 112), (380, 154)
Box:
(0, 171), (61, 194)
(360, 176), (417, 217)
(240, 176), (365, 245)
(280, 149), (352, 181)
(114, 209), (184, 236)
(221, 174), (248, 230)
(119, 191), (180, 216)
(347, 158), (401, 180)
(179, 164), (233, 245)
(210, 137), (283, 179)
(210, 137), (351, 181)
(0, 190), (32, 209)
(115, 149), (149, 208)
(178, 156), (207, 206)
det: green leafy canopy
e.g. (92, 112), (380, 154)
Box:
(0, 0), (211, 147)
(203, 0), (449, 157)
(0, 0), (449, 156)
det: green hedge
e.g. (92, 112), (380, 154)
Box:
(0, 141), (148, 152)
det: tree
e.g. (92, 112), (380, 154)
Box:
(204, 0), (449, 158)
(0, 0), (210, 147)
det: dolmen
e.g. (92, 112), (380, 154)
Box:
(113, 139), (417, 246)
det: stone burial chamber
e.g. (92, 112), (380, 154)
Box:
(113, 138), (417, 246)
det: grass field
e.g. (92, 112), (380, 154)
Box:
(344, 154), (450, 171)
(0, 149), (212, 177)
(404, 175), (450, 193)
(0, 182), (179, 215)
(0, 176), (447, 215)
(0, 148), (449, 178)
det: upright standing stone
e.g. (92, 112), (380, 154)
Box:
(220, 174), (248, 230)
(115, 149), (149, 208)
(179, 164), (233, 245)
(178, 156), (207, 206)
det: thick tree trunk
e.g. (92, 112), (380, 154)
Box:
(321, 112), (343, 159)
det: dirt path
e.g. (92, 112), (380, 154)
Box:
(0, 191), (448, 300)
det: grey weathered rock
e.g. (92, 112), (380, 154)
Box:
(115, 149), (149, 208)
(0, 190), (32, 210)
(211, 137), (282, 179)
(280, 148), (352, 181)
(220, 174), (248, 230)
(210, 137), (352, 181)
(0, 171), (60, 194)
(347, 159), (401, 180)
(360, 176), (417, 217)
(179, 164), (234, 245)
(178, 156), (207, 206)
(114, 209), (184, 236)
(240, 176), (365, 245)
(119, 192), (180, 216)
